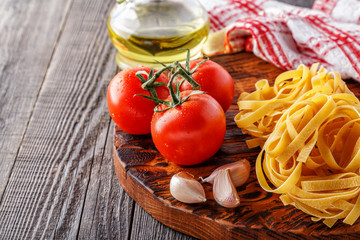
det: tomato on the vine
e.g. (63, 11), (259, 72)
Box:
(107, 66), (169, 135)
(179, 59), (235, 112)
(151, 90), (226, 166)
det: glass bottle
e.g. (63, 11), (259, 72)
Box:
(107, 0), (209, 69)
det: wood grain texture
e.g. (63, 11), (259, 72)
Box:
(0, 0), (126, 238)
(130, 204), (195, 240)
(77, 121), (136, 240)
(113, 52), (360, 240)
(0, 0), (72, 202)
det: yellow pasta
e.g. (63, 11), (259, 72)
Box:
(235, 64), (354, 148)
(235, 63), (360, 227)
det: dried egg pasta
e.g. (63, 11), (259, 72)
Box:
(235, 63), (360, 227)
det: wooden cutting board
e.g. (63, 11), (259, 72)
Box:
(113, 52), (360, 240)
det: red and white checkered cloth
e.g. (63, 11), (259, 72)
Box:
(200, 0), (360, 81)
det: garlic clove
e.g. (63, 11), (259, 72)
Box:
(213, 169), (240, 208)
(170, 171), (206, 204)
(202, 159), (250, 187)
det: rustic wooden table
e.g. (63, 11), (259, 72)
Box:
(0, 0), (314, 239)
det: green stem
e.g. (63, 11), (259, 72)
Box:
(167, 71), (182, 105)
(135, 70), (159, 99)
(185, 49), (191, 72)
(141, 65), (174, 90)
(190, 57), (209, 74)
(135, 49), (208, 113)
(177, 66), (200, 90)
(135, 94), (171, 106)
(179, 90), (205, 104)
(135, 70), (149, 84)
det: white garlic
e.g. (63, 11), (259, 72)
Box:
(202, 159), (250, 187)
(213, 169), (240, 208)
(170, 171), (206, 204)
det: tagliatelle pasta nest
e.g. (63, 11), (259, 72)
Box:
(235, 63), (360, 227)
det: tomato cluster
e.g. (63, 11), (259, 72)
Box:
(107, 66), (169, 135)
(107, 58), (234, 166)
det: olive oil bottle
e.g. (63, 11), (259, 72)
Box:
(108, 0), (209, 69)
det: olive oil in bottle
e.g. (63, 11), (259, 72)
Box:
(108, 0), (209, 69)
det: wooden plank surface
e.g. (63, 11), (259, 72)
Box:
(0, 0), (72, 202)
(0, 0), (120, 238)
(0, 0), (318, 239)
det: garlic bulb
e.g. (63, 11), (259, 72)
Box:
(202, 159), (250, 187)
(170, 171), (207, 204)
(213, 169), (240, 208)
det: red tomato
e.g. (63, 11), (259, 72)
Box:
(107, 67), (169, 135)
(179, 59), (235, 112)
(151, 90), (226, 166)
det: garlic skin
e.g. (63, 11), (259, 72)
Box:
(170, 171), (207, 204)
(213, 169), (240, 208)
(203, 159), (250, 187)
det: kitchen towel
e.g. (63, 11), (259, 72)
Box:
(200, 0), (360, 81)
